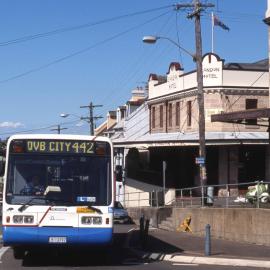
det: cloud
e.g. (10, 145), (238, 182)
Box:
(75, 121), (85, 127)
(0, 121), (24, 128)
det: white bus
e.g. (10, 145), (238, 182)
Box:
(1, 134), (114, 258)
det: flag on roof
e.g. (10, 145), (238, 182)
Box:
(213, 15), (230, 31)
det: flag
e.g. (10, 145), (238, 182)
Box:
(213, 15), (230, 31)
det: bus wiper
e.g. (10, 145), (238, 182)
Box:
(87, 204), (102, 214)
(18, 197), (47, 212)
(18, 197), (72, 212)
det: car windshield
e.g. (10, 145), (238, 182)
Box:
(6, 153), (112, 206)
(115, 201), (124, 209)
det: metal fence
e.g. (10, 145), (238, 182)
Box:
(120, 181), (270, 209)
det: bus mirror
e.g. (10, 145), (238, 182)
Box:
(44, 186), (61, 196)
(0, 157), (5, 177)
(115, 165), (122, 182)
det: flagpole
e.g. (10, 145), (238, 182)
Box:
(211, 12), (214, 53)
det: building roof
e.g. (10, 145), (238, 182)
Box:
(224, 59), (268, 71)
(112, 118), (125, 131)
(167, 62), (183, 74)
(94, 120), (108, 136)
(211, 108), (270, 125)
(126, 99), (145, 106)
(113, 131), (269, 147)
(108, 111), (116, 118)
(148, 73), (167, 83)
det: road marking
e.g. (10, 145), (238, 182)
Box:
(0, 247), (9, 263)
(127, 227), (136, 233)
(164, 255), (270, 268)
(124, 227), (137, 248)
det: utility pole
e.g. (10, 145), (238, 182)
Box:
(50, 124), (68, 134)
(80, 102), (103, 135)
(176, 0), (214, 206)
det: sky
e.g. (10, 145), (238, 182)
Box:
(0, 0), (267, 139)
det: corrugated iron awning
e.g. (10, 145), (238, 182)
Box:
(211, 108), (270, 127)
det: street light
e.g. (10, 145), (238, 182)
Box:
(60, 113), (70, 118)
(60, 108), (103, 136)
(60, 113), (83, 120)
(143, 34), (207, 205)
(60, 113), (90, 130)
(142, 35), (196, 61)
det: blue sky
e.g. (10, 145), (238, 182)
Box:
(0, 0), (267, 139)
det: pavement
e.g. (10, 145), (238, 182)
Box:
(129, 226), (270, 268)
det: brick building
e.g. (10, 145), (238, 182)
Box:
(112, 53), (269, 202)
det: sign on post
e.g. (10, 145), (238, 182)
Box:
(195, 157), (205, 165)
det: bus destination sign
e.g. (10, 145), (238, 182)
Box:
(26, 140), (95, 154)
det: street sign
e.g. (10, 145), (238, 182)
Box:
(195, 157), (205, 164)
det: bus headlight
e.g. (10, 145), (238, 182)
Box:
(13, 215), (34, 224)
(81, 216), (92, 224)
(24, 215), (34, 223)
(13, 215), (23, 224)
(81, 216), (102, 225)
(92, 217), (102, 225)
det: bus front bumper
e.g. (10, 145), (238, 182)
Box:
(2, 226), (113, 246)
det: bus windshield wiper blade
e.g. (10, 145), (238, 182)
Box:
(18, 197), (47, 212)
(87, 204), (102, 214)
(18, 197), (73, 212)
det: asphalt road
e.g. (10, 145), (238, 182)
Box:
(0, 224), (143, 269)
(0, 224), (268, 270)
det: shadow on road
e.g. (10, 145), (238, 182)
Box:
(20, 232), (142, 267)
(131, 230), (184, 254)
(144, 234), (184, 254)
(22, 248), (119, 267)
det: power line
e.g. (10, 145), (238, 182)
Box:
(98, 21), (184, 114)
(50, 124), (68, 134)
(0, 10), (172, 84)
(98, 11), (176, 111)
(0, 120), (78, 136)
(101, 6), (194, 112)
(0, 5), (173, 47)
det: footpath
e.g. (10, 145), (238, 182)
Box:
(129, 227), (270, 268)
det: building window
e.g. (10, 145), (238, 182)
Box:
(245, 99), (257, 125)
(187, 101), (192, 127)
(152, 106), (156, 128)
(160, 105), (163, 128)
(176, 102), (180, 126)
(168, 103), (172, 127)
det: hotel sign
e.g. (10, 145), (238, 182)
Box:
(202, 54), (223, 86)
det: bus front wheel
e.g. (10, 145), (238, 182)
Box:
(13, 247), (25, 259)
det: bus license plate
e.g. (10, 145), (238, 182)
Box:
(49, 237), (67, 243)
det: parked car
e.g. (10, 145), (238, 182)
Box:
(113, 201), (131, 224)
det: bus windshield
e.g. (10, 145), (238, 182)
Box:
(6, 153), (111, 206)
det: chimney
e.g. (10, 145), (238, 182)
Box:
(130, 87), (146, 101)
